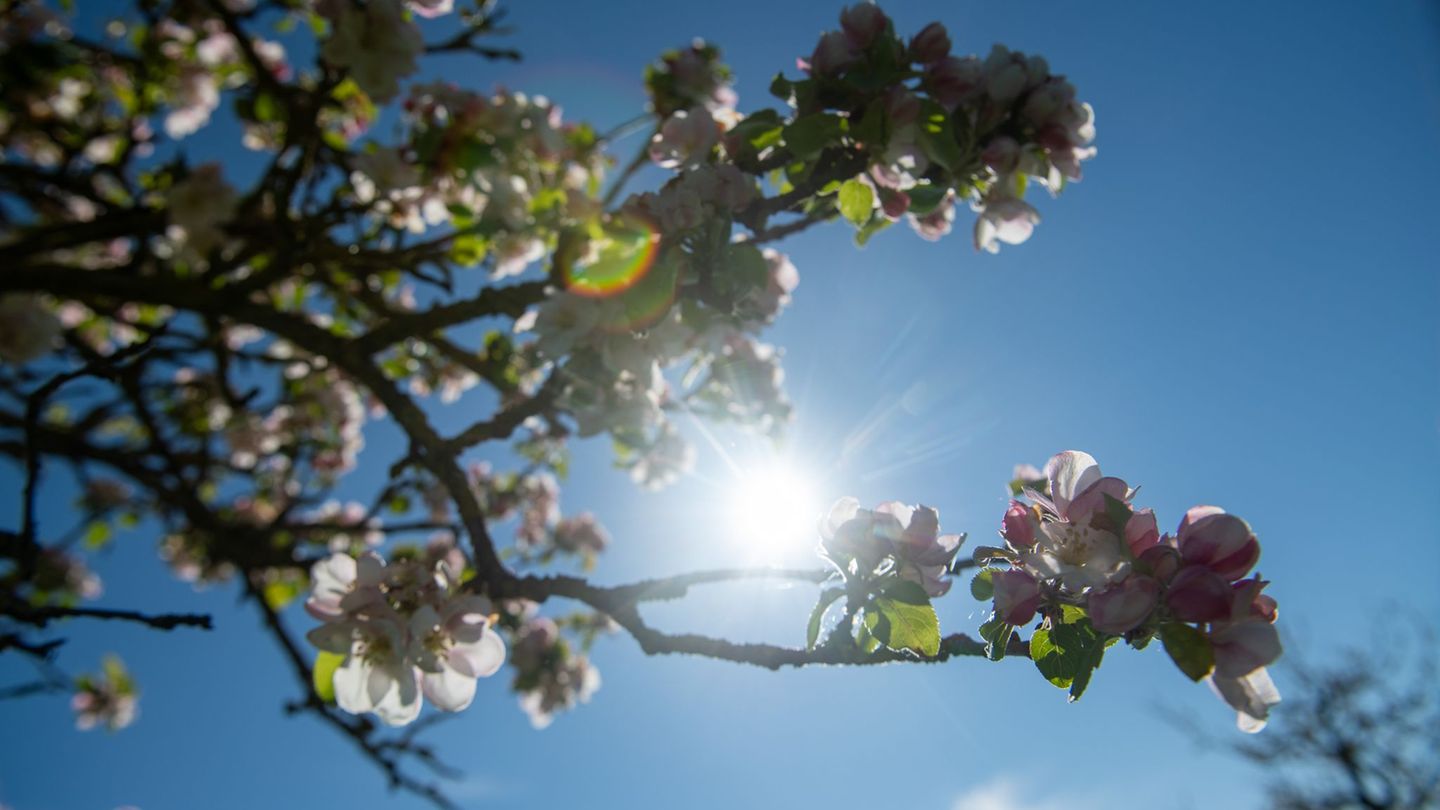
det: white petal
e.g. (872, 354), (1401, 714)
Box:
(333, 654), (374, 714)
(820, 497), (860, 541)
(422, 667), (478, 712)
(373, 667), (422, 726)
(451, 629), (506, 679)
(1045, 451), (1100, 516)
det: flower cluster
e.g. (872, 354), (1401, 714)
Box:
(820, 498), (965, 597)
(762, 4), (1096, 251)
(985, 451), (1282, 731)
(72, 656), (139, 732)
(507, 614), (602, 729)
(305, 551), (506, 726)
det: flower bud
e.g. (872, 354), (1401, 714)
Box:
(980, 136), (1020, 174)
(1088, 575), (1159, 635)
(925, 56), (982, 111)
(1124, 507), (1160, 556)
(840, 3), (888, 50)
(908, 22), (951, 66)
(811, 31), (859, 77)
(992, 568), (1042, 626)
(1001, 500), (1036, 548)
(1137, 543), (1181, 583)
(1177, 506), (1259, 581)
(1210, 618), (1283, 678)
(1165, 565), (1232, 623)
(879, 188), (910, 220)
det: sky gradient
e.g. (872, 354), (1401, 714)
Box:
(3, 1), (1439, 808)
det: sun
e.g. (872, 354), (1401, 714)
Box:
(725, 461), (823, 562)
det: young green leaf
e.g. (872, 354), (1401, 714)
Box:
(1160, 621), (1215, 682)
(312, 651), (345, 704)
(806, 588), (846, 650)
(838, 179), (874, 226)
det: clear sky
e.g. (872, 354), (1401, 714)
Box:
(4, 1), (1440, 809)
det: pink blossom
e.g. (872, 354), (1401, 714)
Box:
(1177, 506), (1259, 581)
(992, 569), (1042, 626)
(973, 194), (1040, 253)
(1210, 618), (1282, 679)
(810, 31), (859, 77)
(1087, 575), (1159, 634)
(1124, 508), (1160, 555)
(925, 56), (983, 111)
(648, 108), (719, 169)
(1001, 500), (1036, 548)
(839, 3), (888, 50)
(908, 22), (951, 66)
(1164, 565), (1233, 623)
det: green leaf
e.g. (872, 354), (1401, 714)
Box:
(450, 233), (487, 267)
(854, 216), (892, 247)
(906, 184), (949, 216)
(83, 521), (111, 550)
(262, 578), (302, 611)
(1160, 622), (1215, 682)
(870, 580), (940, 656)
(312, 651), (344, 704)
(837, 179), (874, 227)
(806, 588), (846, 650)
(970, 568), (995, 601)
(979, 616), (1015, 661)
(722, 242), (770, 295)
(782, 113), (845, 161)
(1030, 613), (1109, 700)
(916, 101), (965, 172)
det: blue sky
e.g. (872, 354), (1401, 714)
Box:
(4, 1), (1440, 808)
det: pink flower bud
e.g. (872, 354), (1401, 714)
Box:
(840, 3), (889, 50)
(1001, 500), (1036, 548)
(925, 56), (982, 111)
(1124, 507), (1160, 556)
(879, 188), (910, 220)
(908, 22), (951, 66)
(1165, 565), (1233, 623)
(1230, 576), (1278, 623)
(980, 136), (1020, 174)
(1210, 618), (1283, 678)
(1088, 575), (1159, 635)
(811, 31), (859, 77)
(1137, 543), (1181, 583)
(1177, 506), (1259, 581)
(992, 568), (1042, 626)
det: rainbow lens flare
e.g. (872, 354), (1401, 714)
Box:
(562, 217), (661, 299)
(562, 217), (679, 332)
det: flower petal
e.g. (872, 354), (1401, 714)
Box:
(422, 667), (478, 712)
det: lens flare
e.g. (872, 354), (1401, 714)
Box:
(562, 217), (661, 299)
(562, 216), (678, 332)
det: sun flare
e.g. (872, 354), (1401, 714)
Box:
(726, 462), (823, 561)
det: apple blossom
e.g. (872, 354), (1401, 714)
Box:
(840, 3), (889, 50)
(166, 163), (238, 257)
(1164, 565), (1233, 622)
(1087, 575), (1160, 635)
(72, 657), (138, 732)
(1177, 506), (1260, 581)
(908, 22), (951, 66)
(306, 552), (507, 725)
(321, 0), (422, 103)
(973, 194), (1041, 254)
(1208, 665), (1282, 733)
(992, 568), (1043, 626)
